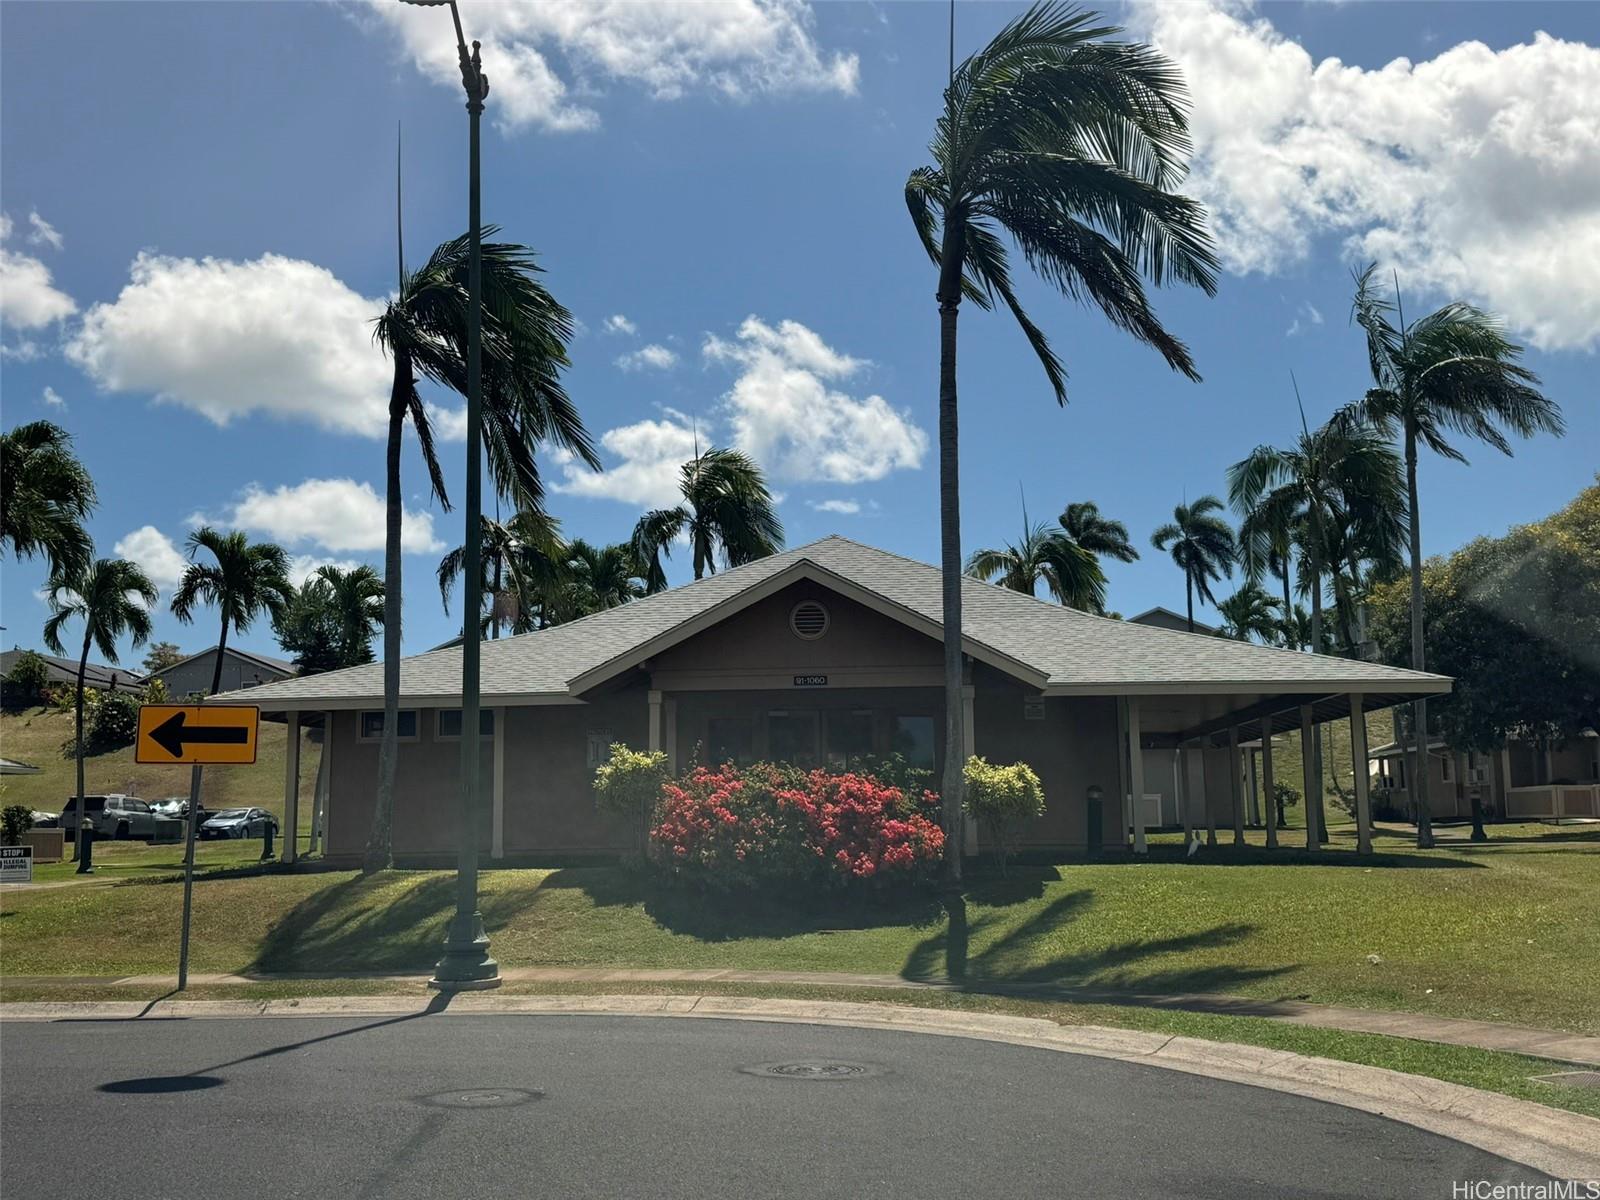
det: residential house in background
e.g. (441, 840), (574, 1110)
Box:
(0, 648), (144, 693)
(1128, 607), (1219, 637)
(150, 645), (296, 700)
(1368, 732), (1600, 822)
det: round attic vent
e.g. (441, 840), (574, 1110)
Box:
(790, 600), (830, 640)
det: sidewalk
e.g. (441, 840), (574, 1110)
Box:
(8, 965), (1599, 1067)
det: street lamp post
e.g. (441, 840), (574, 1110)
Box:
(402, 0), (498, 990)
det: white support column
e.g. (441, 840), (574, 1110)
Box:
(492, 706), (506, 861)
(1229, 725), (1245, 846)
(1261, 718), (1278, 849)
(311, 711), (332, 855)
(961, 685), (979, 856)
(1128, 697), (1146, 854)
(282, 711), (300, 864)
(1350, 694), (1371, 854)
(648, 690), (663, 754)
(664, 695), (678, 773)
(1203, 743), (1216, 847)
(1300, 705), (1319, 849)
(1177, 747), (1192, 842)
(1247, 748), (1260, 828)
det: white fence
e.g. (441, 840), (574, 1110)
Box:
(1504, 784), (1600, 820)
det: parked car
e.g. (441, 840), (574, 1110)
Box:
(58, 795), (161, 840)
(200, 808), (278, 840)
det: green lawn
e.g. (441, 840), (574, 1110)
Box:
(4, 822), (1594, 1036)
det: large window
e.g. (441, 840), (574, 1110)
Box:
(707, 717), (755, 767)
(437, 708), (496, 739)
(768, 710), (821, 768)
(825, 710), (874, 768)
(893, 715), (936, 769)
(359, 710), (418, 741)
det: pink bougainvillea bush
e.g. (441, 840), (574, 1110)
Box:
(649, 763), (945, 890)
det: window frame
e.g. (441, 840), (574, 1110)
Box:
(357, 709), (420, 743)
(435, 708), (496, 741)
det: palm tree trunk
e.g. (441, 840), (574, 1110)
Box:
(490, 552), (502, 640)
(72, 631), (90, 868)
(1404, 424), (1434, 849)
(366, 357), (409, 873)
(1307, 539), (1327, 846)
(1280, 564), (1294, 648)
(936, 217), (968, 889)
(1185, 574), (1194, 633)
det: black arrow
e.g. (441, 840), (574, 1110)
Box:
(149, 711), (249, 759)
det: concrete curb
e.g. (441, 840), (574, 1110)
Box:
(4, 993), (1597, 1180)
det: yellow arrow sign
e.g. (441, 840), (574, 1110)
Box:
(136, 705), (260, 765)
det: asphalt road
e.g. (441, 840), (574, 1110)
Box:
(0, 1012), (1544, 1199)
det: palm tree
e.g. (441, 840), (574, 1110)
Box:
(311, 565), (385, 667)
(43, 558), (157, 870)
(565, 540), (646, 618)
(1216, 583), (1281, 643)
(631, 447), (783, 593)
(438, 510), (567, 638)
(170, 529), (294, 695)
(905, 2), (1217, 879)
(965, 522), (1106, 611)
(369, 229), (597, 873)
(1059, 500), (1139, 566)
(1151, 497), (1236, 632)
(1347, 266), (1562, 847)
(1, 421), (96, 582)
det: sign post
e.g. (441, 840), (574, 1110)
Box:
(137, 705), (260, 989)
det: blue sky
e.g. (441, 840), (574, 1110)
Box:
(2, 1), (1595, 665)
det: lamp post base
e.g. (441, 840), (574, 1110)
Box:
(429, 910), (500, 990)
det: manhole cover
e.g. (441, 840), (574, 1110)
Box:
(420, 1088), (543, 1108)
(1529, 1071), (1600, 1090)
(741, 1061), (881, 1080)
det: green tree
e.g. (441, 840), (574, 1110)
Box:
(2, 649), (51, 706)
(1368, 481), (1599, 841)
(1216, 583), (1281, 643)
(170, 529), (293, 696)
(1058, 500), (1139, 565)
(564, 540), (647, 619)
(1151, 497), (1236, 633)
(904, 2), (1217, 879)
(1347, 265), (1563, 848)
(276, 565), (385, 674)
(0, 420), (96, 583)
(141, 640), (184, 675)
(439, 510), (568, 637)
(965, 521), (1106, 611)
(43, 558), (157, 866)
(631, 447), (783, 593)
(368, 229), (597, 872)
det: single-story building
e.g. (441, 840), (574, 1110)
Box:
(0, 647), (144, 693)
(216, 536), (1451, 865)
(1368, 732), (1600, 822)
(151, 645), (296, 700)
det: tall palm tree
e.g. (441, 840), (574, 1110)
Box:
(631, 447), (783, 593)
(1, 420), (96, 583)
(310, 564), (385, 667)
(1237, 500), (1299, 648)
(565, 539), (646, 618)
(966, 522), (1107, 611)
(1059, 500), (1139, 565)
(43, 558), (156, 870)
(1151, 497), (1236, 633)
(905, 2), (1217, 879)
(1216, 583), (1281, 643)
(1347, 265), (1562, 847)
(170, 529), (294, 695)
(368, 228), (598, 873)
(438, 510), (567, 638)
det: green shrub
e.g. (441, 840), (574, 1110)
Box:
(59, 689), (142, 758)
(2, 651), (51, 707)
(962, 756), (1045, 874)
(1, 805), (34, 846)
(593, 743), (670, 861)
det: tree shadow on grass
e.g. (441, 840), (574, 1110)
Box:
(540, 866), (945, 943)
(248, 873), (544, 975)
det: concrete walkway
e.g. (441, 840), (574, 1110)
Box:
(10, 965), (1599, 1067)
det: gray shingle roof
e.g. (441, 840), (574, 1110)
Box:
(218, 535), (1449, 708)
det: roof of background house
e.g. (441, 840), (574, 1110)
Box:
(1, 648), (144, 691)
(217, 536), (1450, 708)
(1127, 606), (1220, 636)
(150, 645), (296, 679)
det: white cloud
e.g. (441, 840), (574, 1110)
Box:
(2, 339), (41, 362)
(704, 316), (926, 484)
(425, 402), (469, 443)
(0, 211), (76, 330)
(1137, 2), (1600, 350)
(66, 252), (392, 435)
(1286, 300), (1324, 338)
(41, 386), (65, 409)
(364, 0), (859, 134)
(809, 498), (859, 514)
(207, 479), (444, 555)
(114, 526), (189, 596)
(554, 415), (698, 507)
(602, 314), (636, 335)
(286, 555), (367, 588)
(27, 212), (63, 251)
(616, 343), (678, 372)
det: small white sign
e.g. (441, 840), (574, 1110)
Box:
(0, 845), (33, 883)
